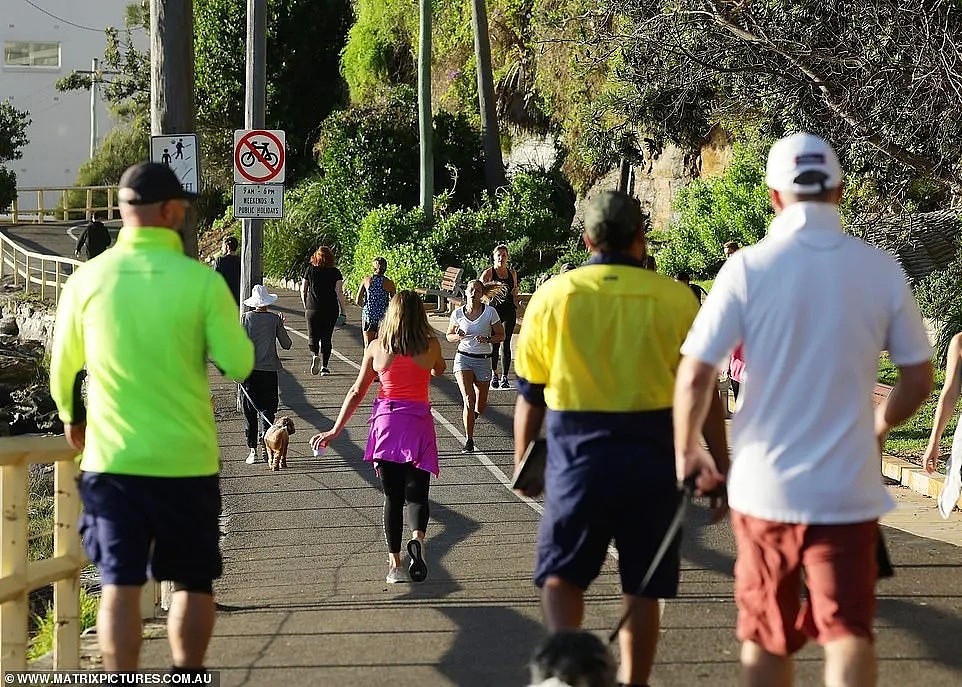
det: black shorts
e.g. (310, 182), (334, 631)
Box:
(78, 472), (222, 586)
(535, 409), (681, 597)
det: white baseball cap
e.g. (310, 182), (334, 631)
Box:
(765, 133), (842, 193)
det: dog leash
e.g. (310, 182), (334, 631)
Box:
(237, 382), (274, 427)
(607, 477), (723, 643)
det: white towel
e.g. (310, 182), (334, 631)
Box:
(938, 424), (962, 519)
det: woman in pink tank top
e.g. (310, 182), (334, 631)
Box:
(311, 291), (446, 584)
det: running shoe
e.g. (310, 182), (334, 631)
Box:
(245, 448), (257, 465)
(385, 566), (407, 584)
(462, 438), (475, 453)
(490, 376), (500, 389)
(310, 355), (320, 375)
(407, 538), (427, 582)
(321, 367), (330, 376)
(500, 375), (511, 389)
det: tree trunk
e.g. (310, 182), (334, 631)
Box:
(150, 0), (198, 258)
(418, 0), (434, 228)
(470, 0), (506, 193)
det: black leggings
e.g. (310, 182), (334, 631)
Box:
(305, 308), (338, 364)
(492, 307), (517, 376)
(377, 461), (431, 553)
(242, 370), (278, 449)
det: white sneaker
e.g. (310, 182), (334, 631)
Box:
(245, 448), (257, 465)
(385, 566), (408, 584)
(310, 355), (321, 375)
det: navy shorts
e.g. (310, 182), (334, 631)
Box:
(78, 472), (222, 586)
(535, 409), (682, 597)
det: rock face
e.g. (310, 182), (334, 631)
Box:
(570, 128), (735, 233)
(0, 299), (57, 344)
(0, 338), (62, 436)
(0, 291), (63, 435)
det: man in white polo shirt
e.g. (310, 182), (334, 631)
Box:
(673, 133), (934, 687)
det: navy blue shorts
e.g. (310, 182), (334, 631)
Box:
(534, 409), (682, 597)
(78, 472), (222, 586)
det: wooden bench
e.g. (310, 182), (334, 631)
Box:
(416, 266), (465, 313)
(873, 382), (893, 407)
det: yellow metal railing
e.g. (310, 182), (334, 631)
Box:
(0, 436), (82, 672)
(5, 186), (118, 224)
(0, 232), (82, 306)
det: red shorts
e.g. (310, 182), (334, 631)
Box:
(730, 511), (878, 655)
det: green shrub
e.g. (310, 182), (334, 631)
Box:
(913, 250), (962, 363)
(653, 142), (772, 278)
(263, 178), (361, 281)
(0, 167), (15, 212)
(340, 0), (415, 103)
(29, 586), (99, 661)
(64, 121), (149, 219)
(425, 171), (578, 286)
(347, 205), (439, 291)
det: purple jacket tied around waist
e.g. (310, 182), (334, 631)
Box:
(364, 398), (439, 477)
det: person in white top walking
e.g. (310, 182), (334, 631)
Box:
(446, 280), (505, 453)
(673, 133), (933, 687)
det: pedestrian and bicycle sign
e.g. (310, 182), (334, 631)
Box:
(233, 129), (286, 184)
(150, 133), (200, 193)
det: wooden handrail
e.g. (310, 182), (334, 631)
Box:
(3, 185), (119, 225)
(0, 436), (160, 675)
(0, 436), (81, 672)
(0, 231), (82, 306)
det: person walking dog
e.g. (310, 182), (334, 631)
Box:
(241, 284), (293, 464)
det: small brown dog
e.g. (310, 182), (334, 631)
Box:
(263, 416), (295, 471)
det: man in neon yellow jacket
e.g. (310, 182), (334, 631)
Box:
(50, 162), (254, 674)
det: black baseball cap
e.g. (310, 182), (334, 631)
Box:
(118, 162), (198, 205)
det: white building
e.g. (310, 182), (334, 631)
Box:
(1, 0), (134, 191)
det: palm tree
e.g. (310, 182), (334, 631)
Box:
(418, 0), (434, 227)
(470, 0), (506, 192)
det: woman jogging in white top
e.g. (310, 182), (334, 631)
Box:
(445, 280), (505, 453)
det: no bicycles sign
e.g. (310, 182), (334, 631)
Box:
(233, 129), (286, 184)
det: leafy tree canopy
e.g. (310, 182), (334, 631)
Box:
(57, 0), (353, 191)
(0, 101), (30, 164)
(600, 0), (962, 204)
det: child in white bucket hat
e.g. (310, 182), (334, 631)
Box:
(241, 285), (292, 464)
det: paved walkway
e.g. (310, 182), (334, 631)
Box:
(134, 287), (962, 686)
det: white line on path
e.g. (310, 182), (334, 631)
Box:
(285, 326), (544, 515)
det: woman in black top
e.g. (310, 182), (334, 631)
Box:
(480, 244), (519, 389)
(300, 245), (347, 375)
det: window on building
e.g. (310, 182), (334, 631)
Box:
(4, 41), (61, 68)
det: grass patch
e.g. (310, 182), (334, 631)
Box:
(879, 352), (953, 467)
(28, 469), (54, 562)
(28, 586), (99, 661)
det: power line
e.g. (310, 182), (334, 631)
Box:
(20, 0), (105, 33)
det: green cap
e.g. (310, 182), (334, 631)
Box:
(584, 191), (645, 251)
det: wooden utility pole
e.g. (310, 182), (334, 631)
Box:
(149, 0), (198, 257)
(418, 0), (434, 227)
(239, 0), (267, 318)
(470, 0), (506, 193)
